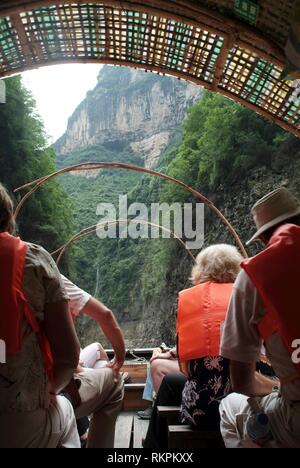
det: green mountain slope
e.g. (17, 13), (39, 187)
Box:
(0, 76), (73, 261)
(56, 68), (300, 349)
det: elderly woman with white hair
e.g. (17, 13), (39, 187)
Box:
(178, 244), (243, 430)
(144, 244), (243, 449)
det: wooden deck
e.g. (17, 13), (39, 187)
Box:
(115, 412), (149, 449)
(114, 352), (223, 449)
(113, 350), (225, 449)
(115, 352), (151, 448)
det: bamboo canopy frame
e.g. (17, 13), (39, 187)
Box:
(0, 1), (299, 137)
(52, 219), (197, 265)
(14, 161), (248, 257)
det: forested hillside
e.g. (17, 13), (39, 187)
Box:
(0, 77), (73, 260)
(55, 67), (300, 348)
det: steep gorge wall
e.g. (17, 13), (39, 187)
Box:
(118, 146), (300, 348)
(56, 66), (201, 169)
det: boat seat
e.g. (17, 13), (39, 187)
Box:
(157, 406), (181, 425)
(168, 425), (223, 449)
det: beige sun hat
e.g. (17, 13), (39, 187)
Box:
(247, 187), (300, 245)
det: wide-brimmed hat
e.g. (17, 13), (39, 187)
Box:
(247, 188), (300, 245)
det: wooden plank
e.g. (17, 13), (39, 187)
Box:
(157, 406), (181, 416)
(105, 348), (154, 358)
(133, 416), (149, 449)
(123, 384), (149, 411)
(168, 425), (221, 449)
(169, 425), (220, 439)
(115, 412), (134, 449)
(121, 362), (148, 383)
(157, 406), (181, 425)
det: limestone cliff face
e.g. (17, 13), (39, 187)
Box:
(55, 66), (201, 168)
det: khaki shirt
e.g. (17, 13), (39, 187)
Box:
(221, 270), (300, 402)
(0, 243), (68, 413)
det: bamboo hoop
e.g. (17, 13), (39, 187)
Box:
(14, 161), (248, 257)
(52, 219), (197, 265)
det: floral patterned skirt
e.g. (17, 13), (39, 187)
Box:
(181, 356), (231, 430)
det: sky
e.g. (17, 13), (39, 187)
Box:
(22, 64), (102, 143)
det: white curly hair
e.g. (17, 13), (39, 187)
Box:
(191, 244), (243, 285)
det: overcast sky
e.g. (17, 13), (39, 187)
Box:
(22, 64), (102, 143)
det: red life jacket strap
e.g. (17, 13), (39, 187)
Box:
(18, 243), (54, 381)
(0, 234), (26, 353)
(18, 291), (40, 334)
(0, 234), (54, 380)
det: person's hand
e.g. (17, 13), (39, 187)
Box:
(106, 356), (124, 382)
(74, 359), (85, 374)
(75, 365), (84, 374)
(150, 351), (173, 363)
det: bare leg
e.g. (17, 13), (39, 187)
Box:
(151, 359), (180, 394)
(97, 342), (109, 361)
(80, 343), (109, 369)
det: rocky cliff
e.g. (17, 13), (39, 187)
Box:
(55, 66), (200, 169)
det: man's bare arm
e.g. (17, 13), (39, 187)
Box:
(82, 297), (126, 370)
(44, 300), (80, 394)
(230, 360), (276, 397)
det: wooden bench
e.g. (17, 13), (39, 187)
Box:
(121, 360), (149, 411)
(168, 425), (223, 449)
(157, 406), (181, 425)
(121, 361), (148, 383)
(123, 383), (149, 411)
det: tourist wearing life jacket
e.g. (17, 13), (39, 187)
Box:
(0, 183), (81, 448)
(178, 245), (243, 429)
(144, 244), (243, 449)
(220, 188), (300, 448)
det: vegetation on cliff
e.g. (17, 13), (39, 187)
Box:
(59, 89), (300, 347)
(2, 71), (300, 348)
(0, 76), (73, 256)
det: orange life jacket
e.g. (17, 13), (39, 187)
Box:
(242, 224), (300, 383)
(177, 281), (233, 365)
(0, 232), (54, 380)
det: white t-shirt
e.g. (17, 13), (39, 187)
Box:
(221, 270), (300, 402)
(61, 275), (91, 318)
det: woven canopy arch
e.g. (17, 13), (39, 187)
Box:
(0, 1), (299, 136)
